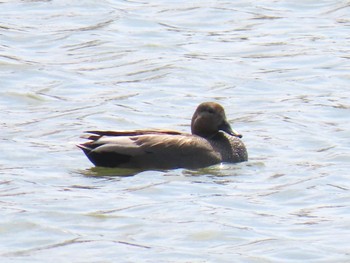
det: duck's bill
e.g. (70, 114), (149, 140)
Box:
(219, 121), (243, 138)
(229, 128), (243, 138)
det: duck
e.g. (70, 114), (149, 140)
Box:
(77, 102), (248, 170)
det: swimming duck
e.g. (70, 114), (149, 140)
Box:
(78, 102), (247, 170)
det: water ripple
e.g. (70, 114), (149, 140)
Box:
(1, 0), (350, 262)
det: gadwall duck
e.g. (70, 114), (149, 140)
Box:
(78, 102), (248, 170)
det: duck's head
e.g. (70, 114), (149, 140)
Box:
(191, 102), (242, 139)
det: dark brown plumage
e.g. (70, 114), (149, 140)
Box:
(77, 102), (248, 170)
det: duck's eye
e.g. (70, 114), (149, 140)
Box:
(207, 108), (215, 114)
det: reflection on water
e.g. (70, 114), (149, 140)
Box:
(81, 167), (142, 177)
(1, 0), (350, 262)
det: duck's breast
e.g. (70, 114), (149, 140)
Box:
(209, 133), (248, 163)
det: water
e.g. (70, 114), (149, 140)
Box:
(1, 0), (350, 262)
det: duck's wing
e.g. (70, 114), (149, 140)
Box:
(81, 129), (184, 141)
(78, 133), (220, 169)
(85, 129), (183, 137)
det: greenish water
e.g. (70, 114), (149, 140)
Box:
(1, 0), (349, 262)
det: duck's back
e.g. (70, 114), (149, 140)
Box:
(79, 131), (247, 170)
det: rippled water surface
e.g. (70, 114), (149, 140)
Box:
(1, 0), (350, 262)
